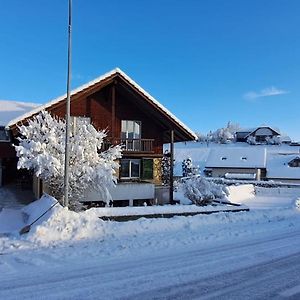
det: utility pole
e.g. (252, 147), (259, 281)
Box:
(63, 0), (72, 208)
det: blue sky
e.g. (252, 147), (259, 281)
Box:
(0, 1), (299, 139)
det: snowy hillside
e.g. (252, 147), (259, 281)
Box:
(0, 100), (40, 126)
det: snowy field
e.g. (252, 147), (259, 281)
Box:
(1, 185), (300, 299)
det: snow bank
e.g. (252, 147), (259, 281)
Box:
(1, 194), (104, 244)
(89, 204), (247, 217)
(26, 206), (105, 246)
(226, 184), (255, 203)
(15, 194), (104, 245)
(1, 203), (299, 261)
(1, 190), (299, 254)
(22, 194), (58, 225)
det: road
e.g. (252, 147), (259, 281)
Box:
(1, 230), (300, 299)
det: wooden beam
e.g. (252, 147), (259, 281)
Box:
(111, 83), (116, 138)
(169, 129), (174, 204)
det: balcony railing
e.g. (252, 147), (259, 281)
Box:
(103, 138), (154, 153)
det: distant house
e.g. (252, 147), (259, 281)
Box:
(6, 68), (197, 206)
(205, 148), (267, 180)
(235, 128), (255, 142)
(280, 135), (292, 144)
(236, 126), (281, 143)
(267, 154), (300, 184)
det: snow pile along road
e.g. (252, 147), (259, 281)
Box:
(0, 192), (299, 256)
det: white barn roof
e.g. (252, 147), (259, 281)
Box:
(267, 154), (300, 179)
(206, 147), (267, 169)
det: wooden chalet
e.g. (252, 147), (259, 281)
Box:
(7, 68), (197, 206)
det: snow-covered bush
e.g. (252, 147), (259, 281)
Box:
(182, 158), (193, 177)
(180, 176), (228, 205)
(265, 136), (281, 145)
(246, 136), (257, 145)
(15, 110), (122, 210)
(182, 157), (199, 177)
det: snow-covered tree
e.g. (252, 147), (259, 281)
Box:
(15, 110), (122, 210)
(195, 132), (207, 142)
(161, 150), (173, 185)
(182, 157), (199, 177)
(180, 176), (228, 205)
(209, 122), (241, 144)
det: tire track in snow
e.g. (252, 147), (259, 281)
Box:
(1, 230), (300, 299)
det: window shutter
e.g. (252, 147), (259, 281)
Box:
(142, 159), (153, 180)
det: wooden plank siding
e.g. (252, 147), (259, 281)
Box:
(47, 81), (165, 156)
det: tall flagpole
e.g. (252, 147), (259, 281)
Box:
(63, 0), (72, 208)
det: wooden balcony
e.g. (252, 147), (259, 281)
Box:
(103, 138), (155, 153)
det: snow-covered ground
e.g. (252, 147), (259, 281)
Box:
(0, 186), (300, 299)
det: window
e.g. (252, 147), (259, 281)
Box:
(121, 120), (141, 151)
(120, 159), (141, 178)
(121, 120), (141, 139)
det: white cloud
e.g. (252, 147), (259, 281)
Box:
(244, 86), (289, 100)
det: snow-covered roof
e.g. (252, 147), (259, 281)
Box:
(245, 126), (280, 138)
(236, 126), (281, 136)
(236, 128), (256, 134)
(0, 100), (40, 126)
(267, 153), (300, 179)
(280, 135), (291, 142)
(7, 68), (197, 140)
(205, 147), (267, 168)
